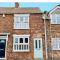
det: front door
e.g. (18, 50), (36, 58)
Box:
(34, 38), (43, 60)
(0, 39), (6, 59)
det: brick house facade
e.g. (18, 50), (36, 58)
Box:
(48, 5), (60, 60)
(0, 2), (47, 60)
(0, 2), (60, 60)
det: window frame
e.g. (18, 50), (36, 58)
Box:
(50, 14), (60, 24)
(14, 14), (30, 29)
(13, 35), (30, 52)
(51, 38), (60, 50)
(34, 38), (42, 50)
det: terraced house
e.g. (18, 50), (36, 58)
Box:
(48, 5), (60, 60)
(0, 2), (46, 60)
(0, 2), (60, 60)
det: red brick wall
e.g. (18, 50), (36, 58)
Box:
(49, 24), (60, 60)
(0, 14), (46, 60)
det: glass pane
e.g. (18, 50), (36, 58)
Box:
(23, 23), (29, 29)
(39, 40), (41, 48)
(20, 16), (24, 22)
(59, 40), (60, 48)
(22, 45), (23, 50)
(35, 40), (37, 49)
(27, 45), (28, 50)
(53, 38), (58, 49)
(15, 23), (20, 28)
(25, 23), (29, 28)
(14, 45), (18, 50)
(17, 45), (18, 50)
(19, 38), (23, 43)
(21, 23), (24, 28)
(51, 14), (56, 24)
(15, 16), (20, 23)
(24, 16), (28, 22)
(56, 14), (60, 24)
(0, 39), (5, 43)
(24, 45), (26, 50)
(25, 38), (28, 43)
(14, 45), (16, 50)
(15, 38), (18, 43)
(19, 45), (21, 50)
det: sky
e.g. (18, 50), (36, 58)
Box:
(0, 2), (60, 12)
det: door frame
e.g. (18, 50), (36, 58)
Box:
(0, 33), (9, 60)
(34, 38), (43, 58)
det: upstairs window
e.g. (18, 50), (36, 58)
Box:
(14, 14), (29, 29)
(50, 14), (60, 24)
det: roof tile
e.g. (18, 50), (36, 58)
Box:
(0, 7), (41, 14)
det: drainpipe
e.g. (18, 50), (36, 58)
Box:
(43, 12), (48, 60)
(49, 15), (53, 60)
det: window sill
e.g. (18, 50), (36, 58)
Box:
(52, 49), (60, 50)
(51, 23), (60, 25)
(13, 50), (30, 52)
(0, 58), (6, 59)
(13, 28), (30, 30)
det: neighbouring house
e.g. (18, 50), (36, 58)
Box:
(47, 4), (60, 60)
(0, 2), (47, 60)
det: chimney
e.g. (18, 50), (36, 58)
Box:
(15, 2), (19, 8)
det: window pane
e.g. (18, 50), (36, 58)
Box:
(15, 38), (18, 43)
(24, 16), (28, 22)
(51, 14), (56, 24)
(14, 45), (16, 50)
(35, 40), (37, 49)
(14, 45), (18, 50)
(23, 23), (29, 29)
(20, 16), (24, 22)
(19, 38), (23, 43)
(21, 22), (24, 29)
(59, 40), (60, 48)
(14, 23), (20, 29)
(14, 16), (20, 23)
(25, 23), (29, 28)
(19, 45), (21, 50)
(25, 38), (28, 43)
(56, 14), (60, 24)
(54, 39), (58, 49)
(24, 45), (26, 50)
(22, 45), (23, 50)
(27, 45), (28, 50)
(17, 45), (18, 50)
(39, 40), (41, 48)
(52, 38), (60, 50)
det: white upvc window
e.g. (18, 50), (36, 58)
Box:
(13, 35), (30, 52)
(50, 14), (60, 24)
(14, 14), (29, 29)
(51, 38), (60, 50)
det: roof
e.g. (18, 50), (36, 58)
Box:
(49, 4), (60, 14)
(47, 4), (60, 20)
(57, 4), (60, 6)
(0, 7), (41, 14)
